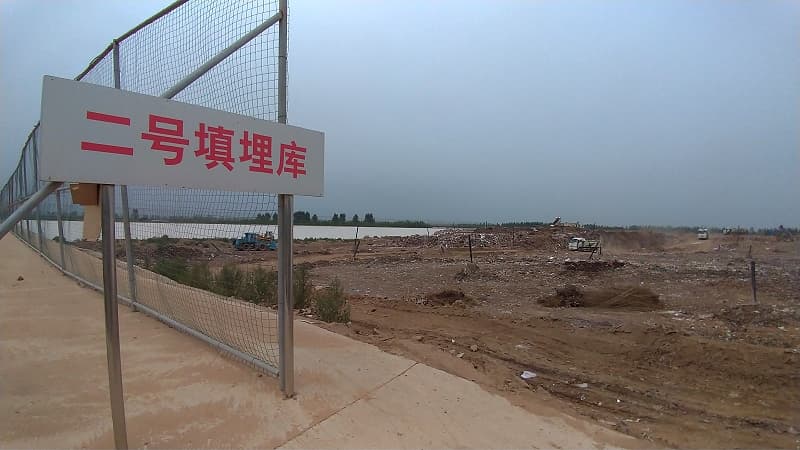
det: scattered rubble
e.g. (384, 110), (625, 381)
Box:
(455, 263), (480, 281)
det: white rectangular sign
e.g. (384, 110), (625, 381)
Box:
(39, 76), (324, 196)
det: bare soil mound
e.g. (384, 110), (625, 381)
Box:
(540, 285), (661, 310)
(424, 289), (472, 306)
(563, 260), (625, 272)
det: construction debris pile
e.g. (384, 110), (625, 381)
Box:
(375, 227), (593, 252)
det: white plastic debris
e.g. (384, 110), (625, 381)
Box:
(574, 383), (589, 388)
(520, 371), (537, 379)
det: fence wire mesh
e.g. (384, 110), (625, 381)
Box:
(1, 0), (283, 373)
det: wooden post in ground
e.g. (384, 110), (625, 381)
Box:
(352, 226), (359, 260)
(750, 260), (758, 304)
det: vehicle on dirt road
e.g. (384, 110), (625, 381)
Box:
(697, 228), (709, 240)
(232, 232), (277, 251)
(568, 237), (601, 252)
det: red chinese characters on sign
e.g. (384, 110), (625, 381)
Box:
(277, 140), (307, 179)
(83, 110), (309, 177)
(82, 111), (133, 155)
(239, 131), (273, 173)
(195, 123), (235, 171)
(141, 115), (190, 165)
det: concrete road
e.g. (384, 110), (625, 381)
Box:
(0, 236), (639, 449)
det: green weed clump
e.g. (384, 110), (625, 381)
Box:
(214, 264), (244, 297)
(151, 258), (311, 308)
(188, 263), (213, 290)
(238, 267), (277, 306)
(146, 234), (173, 249)
(293, 265), (312, 310)
(314, 278), (350, 323)
(152, 257), (188, 284)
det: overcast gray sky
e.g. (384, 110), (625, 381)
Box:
(2, 0), (798, 227)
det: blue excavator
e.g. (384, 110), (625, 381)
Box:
(232, 232), (277, 251)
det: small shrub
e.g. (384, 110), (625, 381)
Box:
(153, 257), (188, 284)
(146, 234), (172, 249)
(214, 263), (243, 297)
(293, 265), (312, 309)
(188, 263), (213, 290)
(314, 278), (350, 323)
(238, 267), (277, 305)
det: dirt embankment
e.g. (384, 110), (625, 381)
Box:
(539, 285), (661, 310)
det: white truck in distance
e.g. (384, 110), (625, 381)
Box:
(568, 237), (601, 252)
(697, 228), (709, 240)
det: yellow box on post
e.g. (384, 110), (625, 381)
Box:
(69, 183), (99, 206)
(69, 183), (101, 240)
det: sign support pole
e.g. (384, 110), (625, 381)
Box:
(100, 183), (128, 450)
(98, 40), (129, 449)
(277, 0), (294, 398)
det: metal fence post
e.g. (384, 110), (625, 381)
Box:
(113, 39), (139, 310)
(119, 186), (138, 309)
(32, 137), (45, 252)
(56, 189), (67, 268)
(21, 150), (32, 244)
(277, 0), (294, 398)
(100, 184), (128, 450)
(36, 205), (45, 251)
(750, 260), (758, 304)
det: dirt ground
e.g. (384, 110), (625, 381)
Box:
(308, 228), (800, 449)
(76, 227), (800, 448)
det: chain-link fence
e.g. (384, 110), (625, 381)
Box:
(1, 0), (286, 375)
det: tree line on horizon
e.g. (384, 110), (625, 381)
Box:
(29, 208), (799, 234)
(253, 211), (429, 228)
